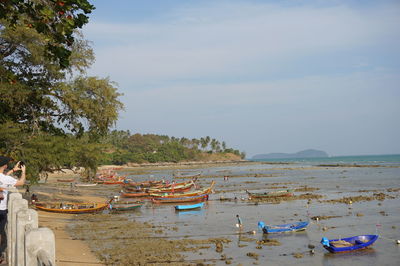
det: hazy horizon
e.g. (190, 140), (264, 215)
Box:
(82, 0), (400, 158)
(250, 149), (400, 158)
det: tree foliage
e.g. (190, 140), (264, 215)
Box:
(0, 2), (244, 182)
(100, 131), (244, 165)
(0, 6), (123, 182)
(0, 0), (95, 68)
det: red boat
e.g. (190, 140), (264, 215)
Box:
(57, 179), (75, 182)
(148, 181), (195, 193)
(102, 180), (125, 185)
(151, 194), (209, 204)
(123, 180), (164, 188)
(121, 191), (151, 198)
(150, 181), (214, 198)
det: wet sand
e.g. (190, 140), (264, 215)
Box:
(30, 162), (400, 265)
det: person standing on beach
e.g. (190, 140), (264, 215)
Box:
(0, 156), (26, 264)
(236, 214), (243, 230)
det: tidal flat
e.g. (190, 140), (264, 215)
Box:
(34, 161), (400, 265)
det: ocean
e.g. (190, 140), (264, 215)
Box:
(251, 154), (400, 166)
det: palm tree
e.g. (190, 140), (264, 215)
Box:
(222, 141), (227, 152)
(210, 138), (217, 153)
(215, 140), (221, 153)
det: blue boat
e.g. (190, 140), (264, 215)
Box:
(175, 202), (204, 210)
(321, 235), (378, 253)
(258, 221), (309, 234)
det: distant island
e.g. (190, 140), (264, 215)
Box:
(251, 149), (329, 160)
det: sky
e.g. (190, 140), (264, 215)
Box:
(82, 0), (400, 157)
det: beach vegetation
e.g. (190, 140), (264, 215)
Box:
(0, 5), (123, 181)
(100, 131), (244, 165)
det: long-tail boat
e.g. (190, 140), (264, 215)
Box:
(120, 191), (151, 198)
(258, 221), (309, 234)
(110, 201), (143, 211)
(321, 235), (378, 253)
(148, 180), (195, 193)
(101, 180), (125, 185)
(75, 183), (97, 187)
(246, 189), (294, 199)
(151, 194), (209, 204)
(35, 202), (108, 214)
(175, 202), (204, 210)
(122, 180), (164, 188)
(175, 202), (204, 211)
(123, 180), (194, 193)
(57, 178), (75, 182)
(150, 181), (215, 198)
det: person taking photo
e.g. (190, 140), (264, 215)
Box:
(0, 156), (26, 264)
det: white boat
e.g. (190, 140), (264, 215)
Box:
(75, 183), (98, 187)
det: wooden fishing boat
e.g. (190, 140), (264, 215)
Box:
(246, 189), (294, 199)
(258, 221), (309, 234)
(321, 235), (379, 253)
(150, 181), (215, 198)
(123, 186), (149, 192)
(35, 202), (108, 214)
(152, 194), (209, 204)
(75, 183), (97, 187)
(110, 201), (143, 211)
(148, 181), (195, 193)
(57, 178), (75, 183)
(175, 202), (204, 210)
(102, 180), (125, 185)
(123, 180), (164, 188)
(121, 191), (151, 198)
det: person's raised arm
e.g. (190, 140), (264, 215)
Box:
(15, 163), (26, 187)
(6, 161), (20, 176)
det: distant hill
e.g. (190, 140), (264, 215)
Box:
(252, 149), (329, 160)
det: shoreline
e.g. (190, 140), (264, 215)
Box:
(100, 159), (250, 170)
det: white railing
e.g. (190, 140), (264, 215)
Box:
(7, 191), (55, 266)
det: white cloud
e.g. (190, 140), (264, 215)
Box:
(84, 2), (400, 86)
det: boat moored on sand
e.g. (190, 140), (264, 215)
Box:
(321, 235), (378, 253)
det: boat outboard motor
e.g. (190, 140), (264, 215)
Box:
(321, 237), (330, 247)
(257, 221), (265, 229)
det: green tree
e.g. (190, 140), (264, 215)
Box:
(222, 141), (227, 152)
(0, 14), (123, 181)
(0, 0), (95, 68)
(200, 137), (207, 150)
(210, 138), (217, 153)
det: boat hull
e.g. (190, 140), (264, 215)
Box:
(152, 194), (209, 204)
(262, 221), (309, 234)
(150, 181), (215, 198)
(35, 202), (108, 214)
(121, 192), (150, 198)
(175, 202), (204, 210)
(247, 189), (294, 199)
(110, 203), (143, 211)
(322, 235), (378, 253)
(57, 179), (75, 183)
(75, 183), (97, 187)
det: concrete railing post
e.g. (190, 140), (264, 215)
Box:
(16, 209), (38, 266)
(6, 192), (22, 265)
(10, 198), (28, 266)
(25, 228), (55, 266)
